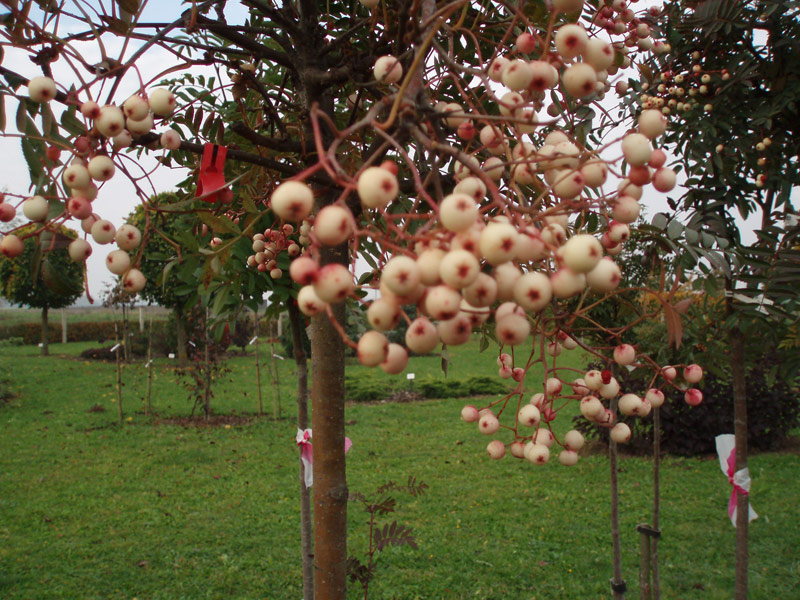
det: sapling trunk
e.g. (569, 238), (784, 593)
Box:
(311, 245), (348, 600)
(609, 395), (625, 599)
(270, 335), (281, 420)
(289, 301), (313, 600)
(114, 323), (123, 425)
(41, 305), (49, 356)
(652, 407), (661, 600)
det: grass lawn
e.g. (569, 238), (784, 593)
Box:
(0, 339), (798, 599)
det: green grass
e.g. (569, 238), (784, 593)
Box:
(0, 339), (798, 599)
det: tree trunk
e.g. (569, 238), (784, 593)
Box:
(311, 246), (348, 600)
(41, 305), (49, 356)
(729, 325), (749, 600)
(290, 300), (314, 600)
(175, 305), (188, 363)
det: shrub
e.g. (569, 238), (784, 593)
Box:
(345, 376), (394, 402)
(572, 355), (800, 456)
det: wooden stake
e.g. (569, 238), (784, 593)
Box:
(145, 318), (153, 417)
(254, 310), (263, 417)
(114, 323), (123, 425)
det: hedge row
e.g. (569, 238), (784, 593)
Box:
(344, 374), (507, 403)
(0, 320), (166, 345)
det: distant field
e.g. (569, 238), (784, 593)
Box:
(0, 305), (171, 326)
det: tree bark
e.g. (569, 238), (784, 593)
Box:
(311, 245), (348, 600)
(290, 300), (314, 600)
(729, 325), (749, 600)
(41, 305), (49, 356)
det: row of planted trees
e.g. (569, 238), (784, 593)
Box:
(0, 1), (798, 599)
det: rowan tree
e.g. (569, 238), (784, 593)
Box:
(0, 1), (716, 598)
(634, 3), (800, 597)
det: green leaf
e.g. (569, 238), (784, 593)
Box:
(41, 257), (82, 296)
(197, 212), (242, 235)
(666, 219), (683, 240)
(21, 137), (44, 188)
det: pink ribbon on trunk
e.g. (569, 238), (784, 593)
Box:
(715, 434), (758, 527)
(296, 428), (352, 488)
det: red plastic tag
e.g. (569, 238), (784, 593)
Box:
(196, 143), (227, 202)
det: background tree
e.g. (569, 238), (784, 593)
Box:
(636, 2), (800, 597)
(0, 224), (82, 355)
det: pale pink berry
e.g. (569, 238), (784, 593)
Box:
(374, 55), (403, 83)
(461, 405), (479, 423)
(424, 285), (462, 321)
(96, 105), (125, 137)
(405, 317), (440, 354)
(313, 263), (353, 303)
(289, 256), (319, 285)
(439, 193), (478, 233)
(524, 442), (550, 465)
(564, 430), (585, 451)
(28, 76), (57, 103)
(357, 166), (398, 209)
(91, 220), (116, 245)
(487, 440), (506, 460)
(645, 388), (665, 408)
(610, 423), (631, 443)
(562, 63), (597, 98)
(586, 257), (622, 293)
(478, 412), (500, 435)
(463, 272), (498, 308)
(366, 297), (400, 331)
(439, 249), (479, 289)
(271, 181), (314, 222)
(613, 344), (636, 366)
(122, 268), (146, 293)
(1, 234), (24, 258)
(298, 285), (326, 316)
(115, 224), (141, 251)
(580, 395), (605, 420)
(68, 239), (92, 262)
(518, 404), (541, 427)
(314, 205), (353, 246)
(495, 313), (530, 346)
(554, 24), (588, 59)
(106, 249), (131, 275)
(357, 330), (389, 367)
(561, 234), (603, 273)
(479, 222), (518, 265)
(380, 343), (408, 374)
(88, 155), (115, 181)
(149, 88), (176, 117)
(684, 388), (703, 406)
(437, 314), (472, 346)
(684, 364), (703, 384)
